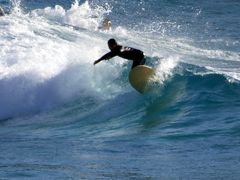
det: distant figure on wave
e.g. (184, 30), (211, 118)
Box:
(98, 18), (112, 31)
(0, 6), (4, 16)
(94, 38), (146, 69)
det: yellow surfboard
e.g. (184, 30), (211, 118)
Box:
(128, 65), (155, 93)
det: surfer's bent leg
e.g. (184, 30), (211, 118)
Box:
(131, 55), (146, 69)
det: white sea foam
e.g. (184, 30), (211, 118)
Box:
(30, 0), (111, 31)
(154, 56), (179, 84)
(0, 1), (124, 118)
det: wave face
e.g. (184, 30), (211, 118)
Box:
(0, 0), (240, 179)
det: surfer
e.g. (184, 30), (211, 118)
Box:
(94, 38), (146, 69)
(98, 18), (112, 30)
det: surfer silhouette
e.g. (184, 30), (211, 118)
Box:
(94, 39), (146, 69)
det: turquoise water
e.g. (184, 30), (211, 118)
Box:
(0, 0), (240, 179)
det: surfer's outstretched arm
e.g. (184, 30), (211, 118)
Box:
(94, 52), (116, 65)
(0, 6), (4, 16)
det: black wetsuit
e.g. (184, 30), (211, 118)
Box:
(99, 45), (145, 69)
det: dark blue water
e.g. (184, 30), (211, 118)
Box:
(0, 0), (240, 179)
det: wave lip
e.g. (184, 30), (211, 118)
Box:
(30, 1), (111, 31)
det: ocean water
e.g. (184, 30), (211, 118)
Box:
(0, 0), (240, 179)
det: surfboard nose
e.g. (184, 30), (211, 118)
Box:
(128, 65), (155, 93)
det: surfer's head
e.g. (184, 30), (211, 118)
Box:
(108, 38), (117, 50)
(102, 19), (112, 30)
